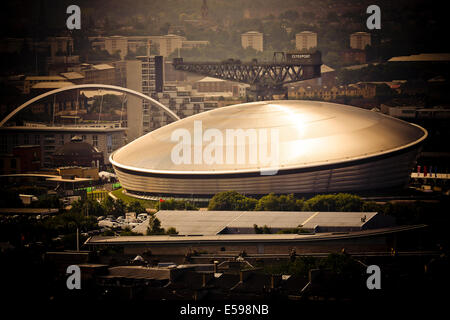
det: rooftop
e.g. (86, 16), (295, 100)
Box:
(388, 53), (450, 62)
(86, 225), (428, 245)
(25, 76), (65, 81)
(31, 81), (74, 89)
(197, 76), (226, 82)
(111, 100), (427, 174)
(92, 64), (114, 70)
(132, 210), (379, 235)
(60, 72), (85, 80)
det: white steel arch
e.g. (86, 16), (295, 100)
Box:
(0, 84), (180, 127)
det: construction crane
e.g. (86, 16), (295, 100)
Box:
(172, 51), (322, 100)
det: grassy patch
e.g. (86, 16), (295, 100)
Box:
(110, 188), (156, 208)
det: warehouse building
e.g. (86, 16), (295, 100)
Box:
(132, 210), (395, 235)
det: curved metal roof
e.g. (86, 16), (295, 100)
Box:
(111, 100), (427, 175)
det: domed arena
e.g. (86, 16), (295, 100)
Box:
(110, 100), (427, 199)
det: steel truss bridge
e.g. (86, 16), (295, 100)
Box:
(173, 52), (322, 100)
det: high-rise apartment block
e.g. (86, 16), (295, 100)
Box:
(125, 56), (164, 141)
(350, 32), (371, 50)
(295, 31), (317, 51)
(241, 31), (263, 52)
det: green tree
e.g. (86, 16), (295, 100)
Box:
(253, 224), (272, 234)
(102, 197), (127, 217)
(255, 193), (303, 211)
(166, 227), (179, 235)
(128, 201), (146, 214)
(208, 191), (257, 211)
(120, 227), (141, 236)
(303, 193), (362, 212)
(158, 199), (199, 210)
(146, 214), (164, 235)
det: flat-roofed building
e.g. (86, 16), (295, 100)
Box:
(159, 34), (184, 57)
(81, 64), (115, 85)
(241, 31), (263, 52)
(60, 72), (85, 84)
(124, 56), (165, 141)
(23, 76), (68, 94)
(194, 77), (232, 93)
(295, 31), (317, 51)
(350, 32), (371, 50)
(132, 210), (394, 235)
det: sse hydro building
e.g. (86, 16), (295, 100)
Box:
(110, 100), (427, 199)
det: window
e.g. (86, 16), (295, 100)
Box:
(92, 135), (98, 147)
(10, 158), (17, 169)
(24, 134), (29, 145)
(35, 135), (40, 145)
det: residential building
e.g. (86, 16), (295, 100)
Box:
(81, 64), (116, 85)
(125, 56), (164, 141)
(194, 77), (233, 93)
(181, 40), (210, 50)
(350, 32), (371, 50)
(159, 34), (184, 57)
(152, 85), (219, 132)
(241, 31), (263, 52)
(91, 35), (209, 58)
(0, 124), (126, 167)
(104, 36), (129, 59)
(289, 82), (377, 101)
(295, 31), (317, 51)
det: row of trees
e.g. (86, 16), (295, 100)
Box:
(207, 191), (364, 212)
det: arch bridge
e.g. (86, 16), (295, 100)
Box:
(0, 84), (180, 127)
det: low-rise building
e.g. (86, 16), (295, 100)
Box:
(194, 77), (233, 93)
(57, 166), (99, 180)
(52, 136), (104, 168)
(23, 76), (68, 94)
